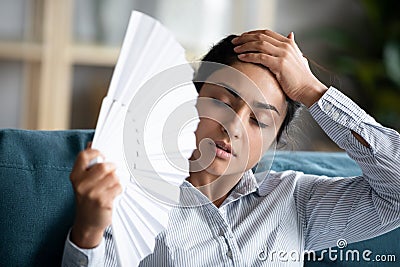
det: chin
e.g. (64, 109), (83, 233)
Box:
(205, 162), (246, 177)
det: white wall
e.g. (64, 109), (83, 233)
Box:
(0, 0), (28, 128)
(0, 61), (23, 128)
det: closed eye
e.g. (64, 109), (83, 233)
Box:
(211, 98), (232, 108)
(251, 117), (268, 128)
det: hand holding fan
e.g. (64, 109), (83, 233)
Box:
(91, 11), (199, 266)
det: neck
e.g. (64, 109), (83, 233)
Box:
(187, 170), (243, 208)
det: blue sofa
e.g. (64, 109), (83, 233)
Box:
(0, 129), (398, 266)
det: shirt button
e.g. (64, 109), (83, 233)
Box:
(226, 250), (233, 259)
(325, 103), (333, 112)
(332, 111), (340, 120)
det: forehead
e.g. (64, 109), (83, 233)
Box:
(203, 62), (287, 112)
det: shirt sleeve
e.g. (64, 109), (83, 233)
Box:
(61, 224), (171, 267)
(296, 86), (400, 251)
(61, 229), (105, 267)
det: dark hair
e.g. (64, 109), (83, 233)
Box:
(194, 34), (301, 144)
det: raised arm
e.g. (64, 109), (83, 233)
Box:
(232, 30), (400, 250)
(300, 87), (400, 250)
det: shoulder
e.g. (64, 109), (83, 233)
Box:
(256, 170), (304, 197)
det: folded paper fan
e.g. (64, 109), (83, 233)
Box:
(91, 11), (199, 266)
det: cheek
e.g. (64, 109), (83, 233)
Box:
(194, 118), (218, 140)
(249, 139), (264, 162)
(246, 128), (276, 163)
(241, 129), (262, 161)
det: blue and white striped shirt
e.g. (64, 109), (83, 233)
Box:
(62, 87), (400, 266)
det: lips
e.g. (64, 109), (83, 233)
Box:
(214, 140), (236, 157)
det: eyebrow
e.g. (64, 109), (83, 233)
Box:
(215, 82), (280, 116)
(215, 82), (240, 98)
(254, 101), (280, 116)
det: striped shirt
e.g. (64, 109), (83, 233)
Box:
(62, 87), (400, 266)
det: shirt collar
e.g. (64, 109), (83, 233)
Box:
(220, 170), (259, 207)
(179, 170), (259, 208)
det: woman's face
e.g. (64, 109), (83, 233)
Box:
(191, 61), (287, 177)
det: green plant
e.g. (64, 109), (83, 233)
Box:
(309, 0), (400, 130)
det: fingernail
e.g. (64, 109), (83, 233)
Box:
(238, 54), (246, 58)
(233, 45), (240, 51)
(231, 37), (238, 43)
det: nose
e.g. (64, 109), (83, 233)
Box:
(221, 106), (246, 139)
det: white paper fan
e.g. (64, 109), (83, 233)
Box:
(91, 11), (199, 266)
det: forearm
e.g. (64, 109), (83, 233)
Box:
(298, 86), (400, 250)
(309, 86), (400, 206)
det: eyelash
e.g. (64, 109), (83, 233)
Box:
(251, 117), (268, 128)
(211, 98), (268, 128)
(211, 98), (232, 108)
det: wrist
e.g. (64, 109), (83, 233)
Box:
(70, 224), (105, 249)
(299, 81), (328, 108)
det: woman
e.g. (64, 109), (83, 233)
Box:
(62, 30), (400, 266)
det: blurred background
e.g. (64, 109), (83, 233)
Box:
(0, 0), (399, 151)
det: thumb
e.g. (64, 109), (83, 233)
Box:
(288, 32), (304, 58)
(287, 32), (310, 69)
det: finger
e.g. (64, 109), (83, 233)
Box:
(237, 53), (280, 73)
(71, 149), (103, 178)
(234, 40), (282, 56)
(95, 183), (122, 211)
(96, 176), (123, 203)
(85, 162), (116, 182)
(101, 171), (120, 190)
(71, 161), (115, 188)
(74, 165), (118, 196)
(287, 31), (304, 59)
(232, 32), (282, 47)
(107, 181), (123, 199)
(90, 171), (120, 193)
(85, 173), (122, 205)
(238, 29), (288, 43)
(87, 156), (104, 170)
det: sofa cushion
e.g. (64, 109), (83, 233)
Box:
(260, 151), (362, 177)
(0, 129), (93, 266)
